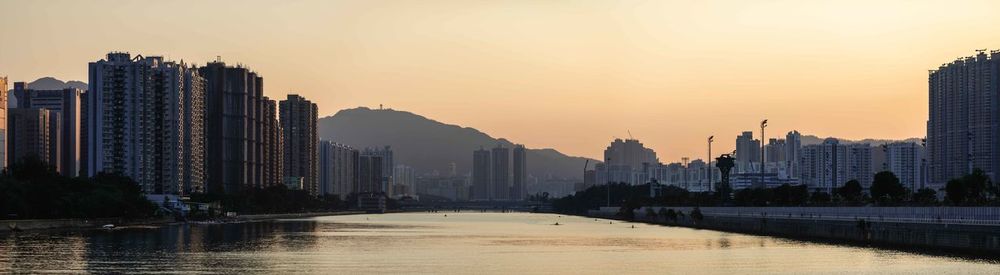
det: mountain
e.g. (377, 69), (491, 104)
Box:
(318, 107), (593, 179)
(800, 135), (922, 146)
(24, 77), (87, 91)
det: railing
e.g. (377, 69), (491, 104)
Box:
(593, 206), (1000, 226)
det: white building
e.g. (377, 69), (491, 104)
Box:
(597, 138), (658, 185)
(885, 142), (924, 191)
(800, 139), (873, 193)
(319, 140), (357, 199)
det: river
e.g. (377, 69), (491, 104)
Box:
(0, 212), (996, 274)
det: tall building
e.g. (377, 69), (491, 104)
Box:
(12, 83), (83, 176)
(765, 138), (786, 163)
(512, 144), (527, 201)
(799, 139), (872, 193)
(393, 164), (415, 197)
(885, 142), (924, 191)
(262, 97), (284, 188)
(785, 130), (802, 178)
(491, 144), (510, 201)
(356, 153), (383, 194)
(87, 53), (204, 195)
(928, 50), (1000, 186)
(0, 76), (7, 169)
(281, 94), (319, 195)
(7, 108), (58, 168)
(361, 146), (394, 196)
(735, 131), (761, 172)
(472, 148), (491, 200)
(319, 140), (356, 198)
(200, 62), (267, 194)
(598, 138), (658, 185)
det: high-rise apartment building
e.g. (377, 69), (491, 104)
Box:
(87, 53), (204, 195)
(0, 76), (7, 169)
(799, 139), (873, 193)
(200, 62), (267, 194)
(7, 108), (58, 168)
(928, 50), (1000, 185)
(356, 153), (383, 194)
(491, 144), (510, 201)
(361, 146), (394, 196)
(281, 94), (319, 195)
(598, 138), (658, 185)
(319, 140), (357, 198)
(472, 148), (491, 201)
(512, 144), (527, 201)
(12, 83), (82, 176)
(262, 97), (284, 188)
(885, 142), (924, 191)
(393, 164), (415, 197)
(735, 131), (761, 173)
(785, 130), (802, 178)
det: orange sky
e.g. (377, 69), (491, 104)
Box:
(2, 0), (998, 161)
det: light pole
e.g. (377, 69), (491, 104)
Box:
(760, 119), (768, 188)
(708, 136), (714, 192)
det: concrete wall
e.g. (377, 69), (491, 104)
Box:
(591, 206), (1000, 254)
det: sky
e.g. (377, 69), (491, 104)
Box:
(2, 0), (999, 161)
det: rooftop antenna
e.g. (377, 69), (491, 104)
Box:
(627, 130), (633, 140)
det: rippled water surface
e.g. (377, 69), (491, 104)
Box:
(0, 212), (996, 274)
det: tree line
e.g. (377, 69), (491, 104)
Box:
(0, 157), (396, 220)
(553, 169), (1000, 215)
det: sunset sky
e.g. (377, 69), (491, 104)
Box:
(2, 0), (999, 161)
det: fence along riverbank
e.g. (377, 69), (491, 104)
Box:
(589, 206), (1000, 256)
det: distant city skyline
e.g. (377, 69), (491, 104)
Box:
(5, 0), (1000, 161)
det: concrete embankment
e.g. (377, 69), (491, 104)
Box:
(234, 211), (365, 221)
(590, 207), (1000, 256)
(0, 217), (173, 233)
(0, 211), (366, 233)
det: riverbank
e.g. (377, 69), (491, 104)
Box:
(587, 206), (1000, 259)
(0, 211), (367, 233)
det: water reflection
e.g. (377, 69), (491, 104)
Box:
(0, 213), (997, 274)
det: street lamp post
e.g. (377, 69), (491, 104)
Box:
(708, 136), (714, 192)
(760, 119), (768, 189)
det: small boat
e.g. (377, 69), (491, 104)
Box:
(101, 224), (116, 230)
(553, 222), (560, 226)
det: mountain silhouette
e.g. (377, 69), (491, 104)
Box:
(318, 107), (593, 180)
(24, 77), (87, 91)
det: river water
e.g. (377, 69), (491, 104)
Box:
(0, 212), (996, 274)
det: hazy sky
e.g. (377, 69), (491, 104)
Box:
(2, 0), (998, 161)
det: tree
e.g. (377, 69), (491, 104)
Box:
(870, 171), (906, 204)
(810, 191), (831, 204)
(837, 180), (864, 204)
(961, 169), (990, 204)
(945, 179), (966, 205)
(912, 188), (938, 206)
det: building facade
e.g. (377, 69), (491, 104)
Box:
(885, 142), (924, 191)
(491, 144), (510, 201)
(735, 131), (761, 172)
(927, 50), (1000, 186)
(512, 144), (527, 201)
(0, 76), (7, 169)
(472, 148), (491, 200)
(87, 53), (204, 195)
(200, 62), (267, 194)
(597, 138), (659, 185)
(799, 139), (873, 193)
(11, 83), (83, 176)
(319, 140), (356, 198)
(280, 94), (319, 195)
(7, 108), (58, 168)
